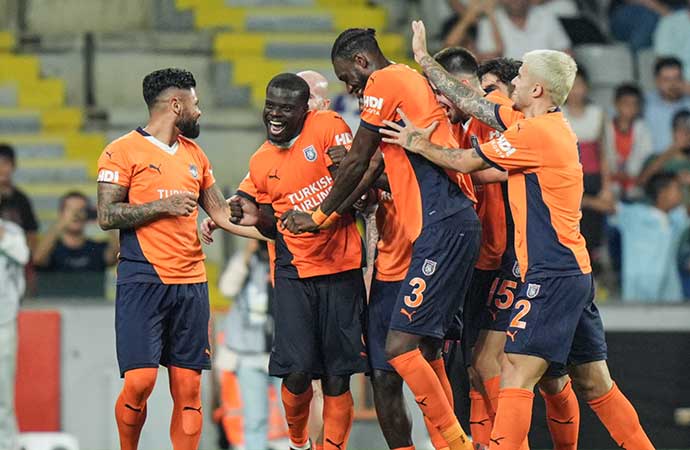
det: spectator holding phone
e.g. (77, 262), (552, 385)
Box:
(33, 191), (118, 273)
(638, 109), (690, 186)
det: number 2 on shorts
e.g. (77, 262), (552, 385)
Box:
(510, 299), (531, 329)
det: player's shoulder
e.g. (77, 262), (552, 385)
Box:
(105, 130), (140, 151)
(367, 63), (417, 89)
(486, 89), (513, 108)
(308, 109), (346, 126)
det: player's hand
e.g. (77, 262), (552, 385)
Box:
(411, 20), (430, 64)
(229, 195), (260, 226)
(380, 108), (438, 152)
(327, 145), (348, 167)
(200, 217), (218, 244)
(280, 209), (319, 234)
(160, 192), (197, 217)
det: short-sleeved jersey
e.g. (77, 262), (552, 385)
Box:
(463, 90), (517, 272)
(248, 110), (363, 279)
(97, 128), (215, 284)
(374, 191), (412, 282)
(474, 110), (591, 280)
(359, 64), (474, 242)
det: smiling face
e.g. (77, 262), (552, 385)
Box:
(262, 86), (309, 144)
(333, 55), (374, 99)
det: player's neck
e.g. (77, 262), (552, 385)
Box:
(523, 100), (558, 118)
(143, 119), (180, 146)
(62, 231), (86, 248)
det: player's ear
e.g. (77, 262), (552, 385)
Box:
(354, 53), (368, 69)
(532, 83), (543, 99)
(170, 95), (183, 115)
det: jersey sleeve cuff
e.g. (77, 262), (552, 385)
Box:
(235, 190), (256, 204)
(471, 135), (506, 172)
(359, 119), (382, 133)
(494, 103), (507, 131)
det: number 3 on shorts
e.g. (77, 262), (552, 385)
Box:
(404, 277), (427, 308)
(510, 299), (531, 329)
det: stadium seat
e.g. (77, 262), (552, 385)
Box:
(574, 44), (634, 86)
(17, 432), (80, 450)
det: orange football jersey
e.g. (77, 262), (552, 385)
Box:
(97, 128), (215, 284)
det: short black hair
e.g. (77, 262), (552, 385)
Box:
(331, 28), (383, 61)
(654, 56), (683, 76)
(614, 83), (642, 102)
(142, 68), (196, 108)
(477, 57), (522, 86)
(0, 143), (15, 165)
(59, 190), (90, 211)
(266, 73), (310, 106)
(645, 171), (678, 202)
(433, 47), (478, 76)
(672, 109), (690, 131)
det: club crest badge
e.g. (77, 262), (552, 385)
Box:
(526, 283), (541, 299)
(303, 145), (317, 162)
(189, 164), (198, 179)
(512, 261), (521, 278)
(422, 259), (437, 276)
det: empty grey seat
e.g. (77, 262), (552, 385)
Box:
(575, 44), (634, 86)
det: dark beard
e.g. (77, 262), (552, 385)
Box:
(177, 117), (200, 139)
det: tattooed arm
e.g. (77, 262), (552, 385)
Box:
(198, 183), (239, 234)
(380, 109), (491, 174)
(411, 20), (506, 132)
(97, 183), (196, 230)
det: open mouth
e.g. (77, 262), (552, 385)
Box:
(269, 120), (286, 135)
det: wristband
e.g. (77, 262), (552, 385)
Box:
(319, 212), (342, 230)
(311, 207), (329, 226)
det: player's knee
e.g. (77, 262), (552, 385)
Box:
(385, 330), (420, 361)
(284, 372), (312, 394)
(569, 360), (613, 401)
(322, 375), (350, 396)
(123, 368), (158, 403)
(419, 337), (443, 361)
(467, 366), (484, 392)
(371, 370), (403, 396)
(538, 375), (570, 396)
(473, 351), (500, 383)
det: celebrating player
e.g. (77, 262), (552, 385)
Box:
(230, 73), (373, 450)
(97, 68), (238, 450)
(381, 21), (655, 450)
(282, 28), (480, 450)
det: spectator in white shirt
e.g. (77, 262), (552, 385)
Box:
(476, 0), (571, 59)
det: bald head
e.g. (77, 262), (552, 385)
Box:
(297, 70), (330, 111)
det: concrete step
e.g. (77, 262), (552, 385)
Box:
(13, 142), (65, 159)
(15, 159), (89, 183)
(0, 114), (41, 133)
(0, 85), (17, 107)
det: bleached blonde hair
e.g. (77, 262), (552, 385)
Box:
(522, 50), (577, 106)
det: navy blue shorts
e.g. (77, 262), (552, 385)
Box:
(389, 209), (481, 339)
(367, 278), (403, 372)
(504, 273), (608, 367)
(116, 282), (211, 377)
(269, 269), (368, 378)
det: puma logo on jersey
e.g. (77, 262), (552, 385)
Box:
(105, 151), (113, 159)
(400, 308), (417, 323)
(97, 169), (119, 183)
(268, 169), (280, 180)
(149, 163), (162, 174)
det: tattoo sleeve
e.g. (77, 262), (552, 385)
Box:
(415, 140), (490, 173)
(97, 183), (165, 230)
(418, 54), (506, 132)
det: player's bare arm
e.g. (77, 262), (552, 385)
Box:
(380, 108), (490, 174)
(198, 184), (269, 243)
(97, 182), (196, 230)
(411, 20), (506, 132)
(229, 195), (277, 239)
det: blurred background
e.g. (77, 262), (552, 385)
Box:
(0, 0), (689, 449)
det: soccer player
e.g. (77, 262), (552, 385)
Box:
(477, 58), (523, 97)
(380, 20), (655, 450)
(282, 28), (480, 450)
(97, 68), (239, 450)
(230, 73), (371, 450)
